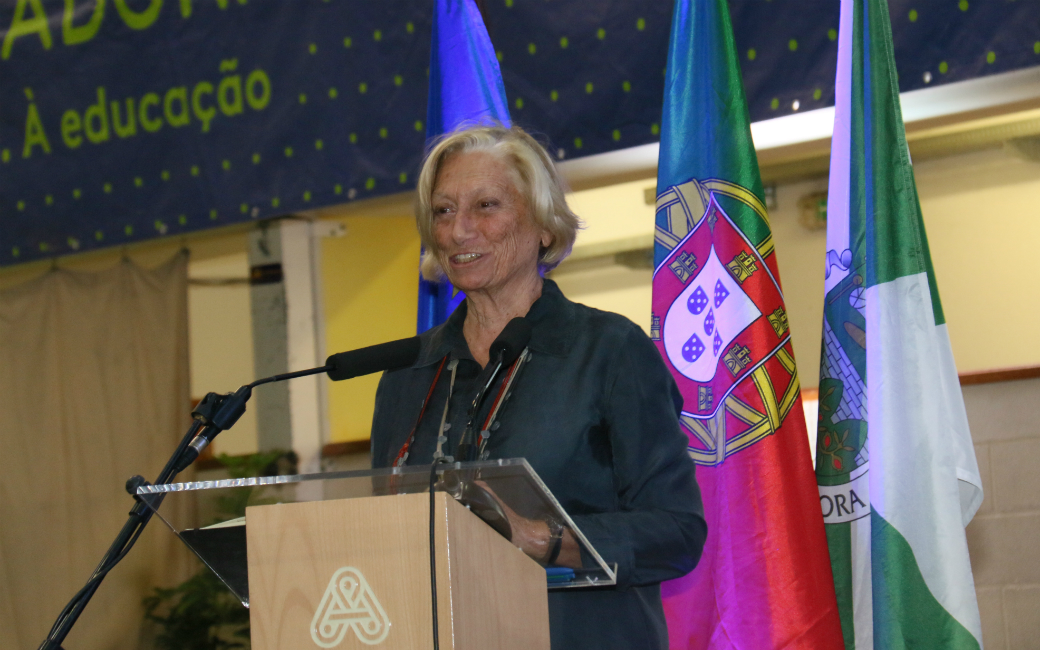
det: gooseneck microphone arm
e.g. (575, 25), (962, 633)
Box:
(37, 336), (421, 650)
(175, 336), (422, 472)
(174, 364), (334, 473)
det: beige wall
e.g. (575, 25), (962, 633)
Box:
(963, 376), (1040, 649)
(917, 148), (1040, 372)
(552, 179), (655, 333)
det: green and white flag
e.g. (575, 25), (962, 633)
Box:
(815, 0), (984, 648)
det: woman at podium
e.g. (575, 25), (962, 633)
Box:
(370, 124), (707, 650)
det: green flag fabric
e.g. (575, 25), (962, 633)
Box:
(816, 0), (984, 648)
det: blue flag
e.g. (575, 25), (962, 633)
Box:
(418, 0), (511, 332)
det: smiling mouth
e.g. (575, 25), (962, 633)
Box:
(450, 253), (483, 264)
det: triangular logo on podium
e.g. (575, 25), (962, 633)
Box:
(310, 567), (391, 647)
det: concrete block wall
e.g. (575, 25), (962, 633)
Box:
(965, 376), (1040, 649)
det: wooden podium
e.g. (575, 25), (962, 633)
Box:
(136, 459), (617, 650)
(246, 492), (549, 650)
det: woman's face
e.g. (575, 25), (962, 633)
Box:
(431, 151), (550, 297)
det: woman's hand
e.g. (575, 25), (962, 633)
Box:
(475, 481), (582, 568)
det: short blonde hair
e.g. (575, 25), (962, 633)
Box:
(414, 124), (582, 281)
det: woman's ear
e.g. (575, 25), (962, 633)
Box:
(540, 231), (552, 248)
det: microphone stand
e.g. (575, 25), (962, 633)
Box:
(36, 365), (331, 650)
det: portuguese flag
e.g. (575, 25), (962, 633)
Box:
(651, 1), (843, 647)
(815, 0), (984, 648)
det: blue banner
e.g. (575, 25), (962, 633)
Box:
(1, 0), (431, 264)
(2, 0), (1036, 267)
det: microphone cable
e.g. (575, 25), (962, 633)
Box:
(429, 318), (531, 648)
(428, 458), (450, 650)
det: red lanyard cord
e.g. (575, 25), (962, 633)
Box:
(481, 357), (521, 431)
(391, 356), (449, 468)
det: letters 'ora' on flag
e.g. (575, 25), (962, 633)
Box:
(651, 1), (844, 648)
(417, 0), (511, 332)
(816, 0), (984, 648)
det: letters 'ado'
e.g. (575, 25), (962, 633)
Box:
(2, 0), (250, 62)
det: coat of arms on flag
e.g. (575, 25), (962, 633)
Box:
(651, 178), (801, 467)
(815, 264), (870, 525)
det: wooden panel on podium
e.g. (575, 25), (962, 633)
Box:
(246, 492), (549, 650)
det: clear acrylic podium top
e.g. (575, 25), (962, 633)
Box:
(137, 458), (617, 606)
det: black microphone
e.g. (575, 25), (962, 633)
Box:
(175, 337), (423, 472)
(489, 318), (533, 368)
(326, 336), (422, 381)
(456, 318), (533, 461)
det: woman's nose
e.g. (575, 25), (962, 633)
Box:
(451, 207), (477, 242)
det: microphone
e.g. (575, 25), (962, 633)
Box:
(326, 336), (422, 381)
(456, 318), (532, 461)
(175, 336), (423, 472)
(489, 318), (533, 368)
